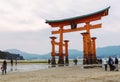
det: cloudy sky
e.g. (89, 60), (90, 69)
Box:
(0, 0), (119, 54)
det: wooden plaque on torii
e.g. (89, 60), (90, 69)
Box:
(46, 7), (110, 65)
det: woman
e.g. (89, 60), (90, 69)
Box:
(2, 60), (7, 75)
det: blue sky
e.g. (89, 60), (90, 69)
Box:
(0, 0), (120, 54)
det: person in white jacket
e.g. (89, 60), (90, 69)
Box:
(102, 58), (108, 71)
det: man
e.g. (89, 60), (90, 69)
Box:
(114, 57), (119, 71)
(108, 56), (114, 71)
(10, 59), (13, 66)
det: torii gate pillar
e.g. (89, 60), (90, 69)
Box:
(50, 36), (57, 65)
(64, 40), (69, 65)
(81, 32), (97, 64)
(58, 27), (64, 64)
(91, 37), (97, 64)
(81, 33), (89, 64)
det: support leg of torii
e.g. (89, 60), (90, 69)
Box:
(50, 36), (57, 65)
(87, 35), (95, 64)
(58, 26), (64, 64)
(81, 32), (97, 64)
(64, 40), (69, 65)
(81, 33), (89, 64)
(85, 22), (93, 64)
(91, 37), (97, 64)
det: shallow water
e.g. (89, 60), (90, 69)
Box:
(0, 59), (83, 74)
(0, 63), (49, 73)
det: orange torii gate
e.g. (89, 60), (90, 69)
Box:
(46, 7), (110, 65)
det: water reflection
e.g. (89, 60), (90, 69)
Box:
(0, 63), (49, 73)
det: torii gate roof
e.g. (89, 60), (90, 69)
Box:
(46, 6), (110, 27)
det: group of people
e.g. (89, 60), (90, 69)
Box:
(102, 56), (119, 71)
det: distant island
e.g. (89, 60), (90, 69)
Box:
(0, 50), (24, 60)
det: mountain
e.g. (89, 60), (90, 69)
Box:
(68, 45), (120, 58)
(5, 49), (41, 60)
(0, 50), (24, 60)
(5, 45), (120, 59)
(96, 45), (120, 58)
(68, 49), (83, 59)
(5, 49), (82, 60)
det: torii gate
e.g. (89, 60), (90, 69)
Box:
(46, 7), (110, 65)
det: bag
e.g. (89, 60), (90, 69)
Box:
(1, 66), (4, 71)
(110, 60), (113, 65)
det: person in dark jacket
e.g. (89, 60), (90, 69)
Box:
(2, 60), (7, 75)
(10, 59), (13, 71)
(73, 58), (78, 65)
(114, 57), (119, 71)
(48, 59), (51, 64)
(108, 56), (114, 71)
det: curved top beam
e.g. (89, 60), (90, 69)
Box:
(46, 6), (110, 27)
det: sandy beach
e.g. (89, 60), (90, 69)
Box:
(0, 65), (120, 82)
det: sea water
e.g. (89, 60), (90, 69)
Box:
(0, 63), (49, 73)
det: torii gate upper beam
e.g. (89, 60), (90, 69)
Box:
(46, 6), (110, 28)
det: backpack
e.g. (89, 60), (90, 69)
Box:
(109, 60), (113, 65)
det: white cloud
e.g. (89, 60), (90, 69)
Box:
(0, 0), (111, 31)
(0, 0), (120, 54)
(0, 29), (51, 54)
(0, 0), (50, 31)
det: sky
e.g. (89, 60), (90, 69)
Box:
(0, 0), (120, 54)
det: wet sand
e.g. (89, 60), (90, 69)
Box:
(0, 65), (120, 82)
(0, 63), (48, 72)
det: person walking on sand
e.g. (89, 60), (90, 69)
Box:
(102, 58), (108, 71)
(73, 58), (78, 65)
(10, 59), (13, 71)
(48, 59), (51, 64)
(15, 59), (17, 66)
(11, 59), (13, 66)
(2, 60), (7, 75)
(108, 56), (114, 71)
(114, 57), (119, 71)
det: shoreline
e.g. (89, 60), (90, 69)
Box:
(0, 65), (120, 82)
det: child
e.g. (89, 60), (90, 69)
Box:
(1, 64), (4, 75)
